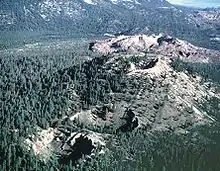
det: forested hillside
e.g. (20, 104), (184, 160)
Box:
(1, 36), (220, 170)
(1, 0), (220, 50)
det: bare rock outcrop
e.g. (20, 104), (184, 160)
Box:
(24, 36), (220, 163)
(25, 127), (106, 163)
(91, 34), (220, 62)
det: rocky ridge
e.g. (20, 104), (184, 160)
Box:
(91, 34), (220, 62)
(24, 34), (220, 163)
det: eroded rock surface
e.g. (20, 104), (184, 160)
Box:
(25, 35), (220, 163)
(25, 127), (106, 163)
(91, 34), (220, 62)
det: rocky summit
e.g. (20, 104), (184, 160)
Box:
(22, 34), (220, 164)
(91, 34), (220, 62)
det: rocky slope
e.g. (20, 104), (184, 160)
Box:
(189, 8), (220, 43)
(24, 34), (220, 163)
(91, 34), (220, 62)
(189, 8), (220, 30)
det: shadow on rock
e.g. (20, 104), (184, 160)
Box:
(59, 135), (95, 165)
(117, 109), (139, 133)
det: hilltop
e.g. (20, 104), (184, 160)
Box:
(15, 34), (220, 165)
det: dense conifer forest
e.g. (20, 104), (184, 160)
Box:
(1, 0), (220, 170)
(1, 43), (220, 170)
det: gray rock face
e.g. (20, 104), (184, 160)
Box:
(91, 34), (220, 62)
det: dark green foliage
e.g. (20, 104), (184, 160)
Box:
(81, 126), (220, 171)
(61, 55), (129, 107)
(172, 59), (220, 84)
(0, 51), (76, 170)
(172, 58), (220, 120)
(0, 47), (129, 170)
(1, 43), (220, 170)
